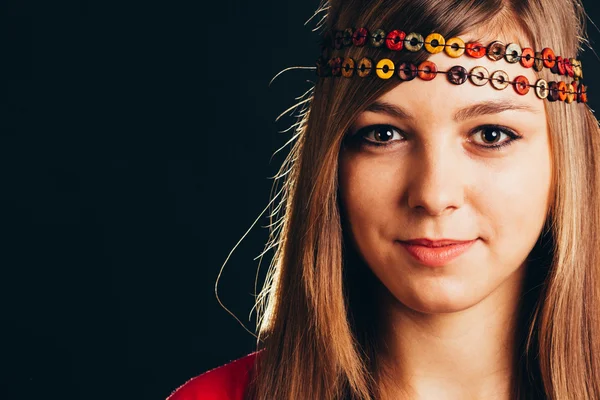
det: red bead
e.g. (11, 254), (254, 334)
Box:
(329, 57), (343, 76)
(557, 56), (566, 75)
(465, 42), (486, 58)
(385, 30), (406, 51)
(581, 84), (588, 103)
(352, 28), (368, 46)
(418, 61), (437, 81)
(564, 58), (574, 77)
(513, 75), (530, 95)
(520, 48), (535, 68)
(542, 47), (556, 69)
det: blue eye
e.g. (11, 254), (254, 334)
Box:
(348, 124), (523, 151)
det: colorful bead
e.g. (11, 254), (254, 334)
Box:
(445, 37), (465, 57)
(513, 75), (530, 95)
(581, 84), (588, 103)
(376, 59), (395, 79)
(352, 28), (368, 46)
(520, 48), (535, 68)
(405, 32), (425, 52)
(547, 81), (560, 102)
(357, 57), (373, 77)
(343, 28), (354, 47)
(370, 29), (386, 47)
(466, 42), (486, 58)
(576, 82), (583, 103)
(565, 83), (575, 103)
(487, 41), (506, 61)
(424, 33), (445, 54)
(556, 56), (566, 76)
(418, 60), (437, 80)
(504, 43), (522, 63)
(342, 58), (355, 77)
(572, 59), (583, 79)
(542, 47), (556, 68)
(557, 81), (567, 102)
(398, 62), (418, 81)
(533, 51), (544, 71)
(386, 30), (406, 51)
(535, 79), (549, 99)
(550, 59), (560, 74)
(565, 58), (574, 77)
(447, 66), (468, 85)
(329, 57), (343, 76)
(490, 70), (510, 90)
(469, 66), (490, 86)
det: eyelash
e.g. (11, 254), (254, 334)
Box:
(349, 124), (523, 151)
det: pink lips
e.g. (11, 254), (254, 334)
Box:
(398, 239), (478, 267)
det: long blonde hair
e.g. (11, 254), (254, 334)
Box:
(245, 0), (600, 398)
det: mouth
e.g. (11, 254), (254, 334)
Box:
(397, 239), (478, 267)
(400, 238), (476, 247)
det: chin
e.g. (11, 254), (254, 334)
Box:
(386, 278), (487, 315)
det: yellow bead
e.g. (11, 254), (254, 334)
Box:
(445, 37), (465, 58)
(566, 83), (575, 103)
(376, 58), (395, 79)
(341, 58), (355, 78)
(424, 33), (445, 54)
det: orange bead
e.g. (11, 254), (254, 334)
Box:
(542, 47), (556, 69)
(520, 48), (535, 68)
(465, 42), (486, 58)
(418, 61), (437, 81)
(513, 75), (530, 95)
(557, 81), (567, 102)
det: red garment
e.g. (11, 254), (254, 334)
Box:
(167, 352), (260, 400)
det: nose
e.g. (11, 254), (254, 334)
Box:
(406, 140), (466, 216)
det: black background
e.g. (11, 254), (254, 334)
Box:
(3, 1), (600, 399)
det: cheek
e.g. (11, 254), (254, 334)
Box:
(476, 144), (552, 258)
(338, 153), (400, 235)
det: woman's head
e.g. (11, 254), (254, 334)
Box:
(338, 25), (553, 315)
(250, 1), (600, 399)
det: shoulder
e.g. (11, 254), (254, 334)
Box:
(166, 351), (261, 400)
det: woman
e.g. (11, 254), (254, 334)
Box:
(168, 0), (600, 398)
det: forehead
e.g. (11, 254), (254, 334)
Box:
(376, 30), (546, 119)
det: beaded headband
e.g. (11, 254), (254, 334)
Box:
(316, 28), (588, 104)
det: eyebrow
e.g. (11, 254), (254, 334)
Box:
(364, 99), (541, 122)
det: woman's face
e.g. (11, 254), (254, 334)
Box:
(338, 33), (553, 313)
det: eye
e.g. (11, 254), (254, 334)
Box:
(350, 124), (405, 147)
(347, 123), (523, 151)
(469, 125), (523, 150)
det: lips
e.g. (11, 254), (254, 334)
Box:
(398, 239), (478, 267)
(401, 238), (473, 247)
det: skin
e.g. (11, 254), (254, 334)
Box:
(338, 30), (553, 399)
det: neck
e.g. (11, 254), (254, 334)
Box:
(376, 263), (527, 400)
